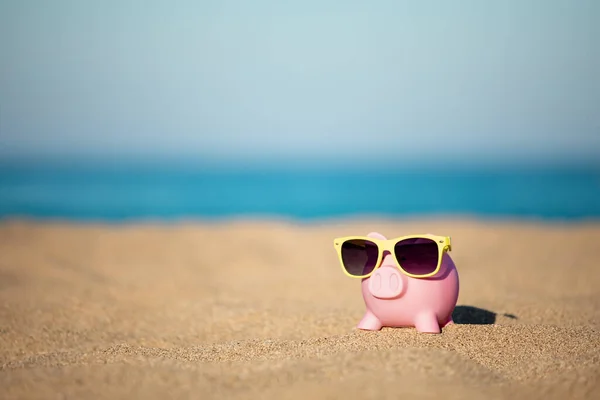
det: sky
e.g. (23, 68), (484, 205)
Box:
(0, 0), (599, 167)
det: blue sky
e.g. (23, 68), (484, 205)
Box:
(1, 0), (598, 166)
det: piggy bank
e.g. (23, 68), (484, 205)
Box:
(356, 232), (459, 334)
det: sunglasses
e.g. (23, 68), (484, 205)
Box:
(333, 234), (452, 279)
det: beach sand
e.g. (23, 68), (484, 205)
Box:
(1, 218), (599, 399)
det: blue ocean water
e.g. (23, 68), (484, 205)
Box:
(0, 161), (599, 221)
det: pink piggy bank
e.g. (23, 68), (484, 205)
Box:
(350, 232), (459, 334)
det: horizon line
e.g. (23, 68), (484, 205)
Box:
(1, 153), (600, 171)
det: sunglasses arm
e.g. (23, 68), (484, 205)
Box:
(445, 236), (452, 252)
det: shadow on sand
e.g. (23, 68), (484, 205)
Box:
(452, 305), (518, 325)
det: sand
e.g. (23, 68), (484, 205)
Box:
(1, 217), (599, 399)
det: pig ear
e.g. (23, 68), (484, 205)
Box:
(367, 232), (387, 240)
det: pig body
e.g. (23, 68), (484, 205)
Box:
(357, 232), (459, 334)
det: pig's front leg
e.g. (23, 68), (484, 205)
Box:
(357, 310), (383, 331)
(414, 312), (442, 334)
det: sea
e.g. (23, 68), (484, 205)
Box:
(1, 159), (599, 222)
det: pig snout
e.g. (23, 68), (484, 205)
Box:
(368, 265), (404, 299)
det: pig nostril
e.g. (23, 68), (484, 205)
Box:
(390, 273), (399, 292)
(373, 273), (382, 291)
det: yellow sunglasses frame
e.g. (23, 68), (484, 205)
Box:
(333, 234), (452, 279)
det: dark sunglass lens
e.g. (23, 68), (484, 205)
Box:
(340, 239), (379, 276)
(394, 238), (439, 276)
